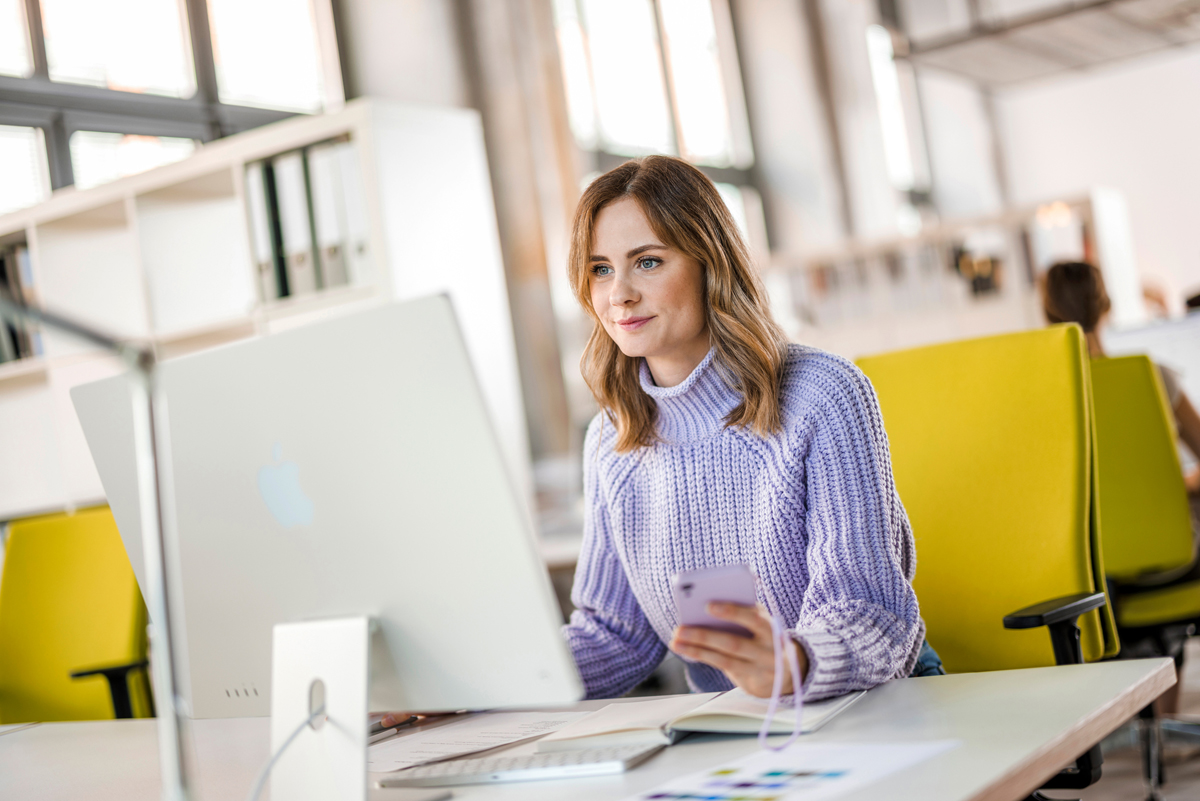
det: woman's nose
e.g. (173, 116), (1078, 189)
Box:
(610, 273), (637, 305)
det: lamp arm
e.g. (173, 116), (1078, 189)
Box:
(0, 296), (191, 801)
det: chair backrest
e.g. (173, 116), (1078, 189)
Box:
(857, 325), (1118, 673)
(0, 506), (150, 723)
(1091, 355), (1194, 581)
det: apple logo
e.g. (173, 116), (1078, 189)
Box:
(257, 443), (314, 528)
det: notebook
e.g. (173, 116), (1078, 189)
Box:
(535, 689), (865, 753)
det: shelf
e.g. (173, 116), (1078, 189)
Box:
(0, 99), (530, 523)
(0, 356), (48, 387)
(36, 200), (148, 358)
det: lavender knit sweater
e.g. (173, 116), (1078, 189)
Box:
(563, 345), (924, 700)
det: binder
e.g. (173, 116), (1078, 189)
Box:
(0, 247), (17, 361)
(307, 139), (369, 287)
(243, 136), (369, 303)
(0, 244), (39, 360)
(245, 162), (283, 301)
(272, 151), (319, 296)
(334, 140), (371, 284)
(306, 142), (349, 288)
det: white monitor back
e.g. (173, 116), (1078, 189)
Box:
(71, 295), (581, 718)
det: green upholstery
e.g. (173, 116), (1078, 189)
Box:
(858, 325), (1118, 674)
(0, 506), (153, 723)
(1091, 355), (1200, 629)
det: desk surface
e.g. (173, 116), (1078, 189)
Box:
(0, 658), (1172, 801)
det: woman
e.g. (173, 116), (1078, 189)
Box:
(561, 155), (934, 701)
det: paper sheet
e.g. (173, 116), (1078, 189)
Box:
(368, 711), (590, 772)
(627, 740), (960, 800)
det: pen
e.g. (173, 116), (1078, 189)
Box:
(369, 715), (419, 736)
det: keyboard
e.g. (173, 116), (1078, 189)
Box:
(376, 744), (666, 787)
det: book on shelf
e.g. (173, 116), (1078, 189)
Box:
(0, 244), (41, 362)
(535, 688), (865, 753)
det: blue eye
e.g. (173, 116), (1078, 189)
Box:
(591, 264), (613, 276)
(637, 257), (662, 270)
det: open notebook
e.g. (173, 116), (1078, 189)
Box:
(536, 689), (864, 753)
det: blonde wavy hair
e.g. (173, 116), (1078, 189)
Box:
(568, 156), (789, 452)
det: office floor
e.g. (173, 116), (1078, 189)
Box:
(1046, 638), (1200, 801)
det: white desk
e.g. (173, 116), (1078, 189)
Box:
(0, 658), (1172, 801)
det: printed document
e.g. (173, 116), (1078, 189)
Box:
(626, 740), (960, 800)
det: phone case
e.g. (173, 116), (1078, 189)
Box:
(671, 564), (758, 637)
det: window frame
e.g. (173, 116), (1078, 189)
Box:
(0, 0), (330, 190)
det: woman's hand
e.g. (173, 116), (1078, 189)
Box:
(669, 602), (807, 698)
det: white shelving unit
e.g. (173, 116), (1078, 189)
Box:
(0, 99), (532, 522)
(765, 190), (1145, 362)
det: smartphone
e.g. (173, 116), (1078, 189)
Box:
(671, 564), (758, 638)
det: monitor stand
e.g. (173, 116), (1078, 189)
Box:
(271, 616), (372, 801)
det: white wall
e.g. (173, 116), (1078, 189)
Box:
(997, 48), (1200, 301)
(338, 0), (469, 108)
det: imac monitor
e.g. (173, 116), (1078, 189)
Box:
(71, 295), (582, 718)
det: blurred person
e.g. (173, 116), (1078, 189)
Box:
(1043, 260), (1200, 714)
(559, 155), (941, 703)
(1043, 261), (1200, 494)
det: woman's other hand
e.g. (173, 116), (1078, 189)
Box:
(669, 602), (808, 698)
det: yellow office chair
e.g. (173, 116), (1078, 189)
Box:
(0, 506), (154, 723)
(858, 324), (1119, 793)
(1092, 355), (1197, 604)
(1091, 355), (1200, 757)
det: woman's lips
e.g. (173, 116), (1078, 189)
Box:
(616, 316), (653, 331)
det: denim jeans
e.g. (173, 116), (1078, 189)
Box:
(909, 640), (946, 677)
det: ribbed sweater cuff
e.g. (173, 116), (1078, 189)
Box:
(792, 628), (854, 700)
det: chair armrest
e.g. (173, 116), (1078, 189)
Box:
(1002, 592), (1106, 629)
(1001, 592), (1106, 666)
(70, 660), (149, 719)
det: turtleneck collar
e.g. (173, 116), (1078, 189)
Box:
(639, 348), (742, 443)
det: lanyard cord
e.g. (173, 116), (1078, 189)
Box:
(757, 614), (804, 751)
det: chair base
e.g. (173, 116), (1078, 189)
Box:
(1162, 718), (1200, 744)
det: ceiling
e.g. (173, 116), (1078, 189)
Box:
(902, 0), (1200, 86)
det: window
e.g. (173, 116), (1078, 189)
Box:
(69, 132), (197, 190)
(40, 0), (195, 97)
(553, 0), (762, 246)
(0, 0), (32, 78)
(208, 0), (327, 113)
(866, 24), (932, 235)
(0, 0), (343, 207)
(554, 0), (752, 168)
(0, 126), (50, 215)
(570, 0), (674, 157)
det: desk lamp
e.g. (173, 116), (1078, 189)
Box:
(0, 296), (191, 801)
